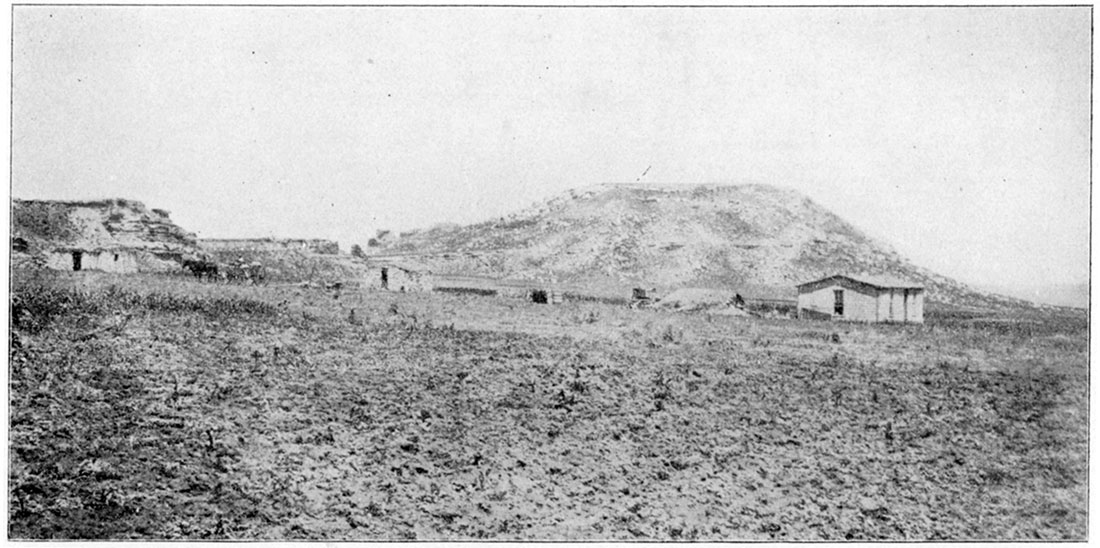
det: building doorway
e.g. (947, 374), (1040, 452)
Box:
(833, 289), (844, 316)
(72, 251), (83, 271)
(380, 267), (389, 289)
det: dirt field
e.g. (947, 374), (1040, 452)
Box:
(8, 270), (1088, 540)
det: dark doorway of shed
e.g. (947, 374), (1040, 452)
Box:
(72, 251), (83, 271)
(380, 267), (389, 290)
(833, 289), (844, 316)
(531, 289), (549, 304)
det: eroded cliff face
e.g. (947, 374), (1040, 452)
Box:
(14, 198), (197, 250)
(12, 199), (202, 270)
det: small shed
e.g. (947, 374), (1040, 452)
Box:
(796, 274), (924, 324)
(45, 247), (140, 274)
(365, 259), (433, 292)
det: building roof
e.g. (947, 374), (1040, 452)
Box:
(797, 274), (924, 291)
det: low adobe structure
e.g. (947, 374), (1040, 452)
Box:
(45, 247), (140, 274)
(796, 274), (924, 323)
(364, 258), (433, 292)
(13, 198), (201, 274)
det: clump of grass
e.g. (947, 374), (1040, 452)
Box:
(660, 325), (682, 344)
(651, 369), (674, 411)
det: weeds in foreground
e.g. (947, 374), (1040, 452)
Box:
(11, 281), (278, 334)
(7, 273), (1088, 540)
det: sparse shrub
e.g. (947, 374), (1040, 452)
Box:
(368, 229), (392, 247)
(652, 370), (674, 411)
(660, 325), (681, 344)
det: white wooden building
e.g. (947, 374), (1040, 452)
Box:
(796, 274), (924, 323)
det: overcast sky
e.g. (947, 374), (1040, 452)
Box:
(11, 6), (1090, 288)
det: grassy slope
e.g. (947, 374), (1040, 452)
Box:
(8, 270), (1087, 540)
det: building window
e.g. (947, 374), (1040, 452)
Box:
(833, 289), (844, 316)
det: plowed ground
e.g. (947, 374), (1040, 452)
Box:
(8, 271), (1088, 540)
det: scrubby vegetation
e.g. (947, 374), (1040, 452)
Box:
(11, 201), (82, 243)
(8, 270), (1087, 540)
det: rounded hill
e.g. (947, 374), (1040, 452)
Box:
(375, 184), (1015, 307)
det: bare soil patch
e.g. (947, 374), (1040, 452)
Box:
(8, 270), (1088, 540)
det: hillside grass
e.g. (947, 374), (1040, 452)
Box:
(8, 270), (1088, 540)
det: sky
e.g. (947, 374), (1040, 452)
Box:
(10, 6), (1091, 289)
